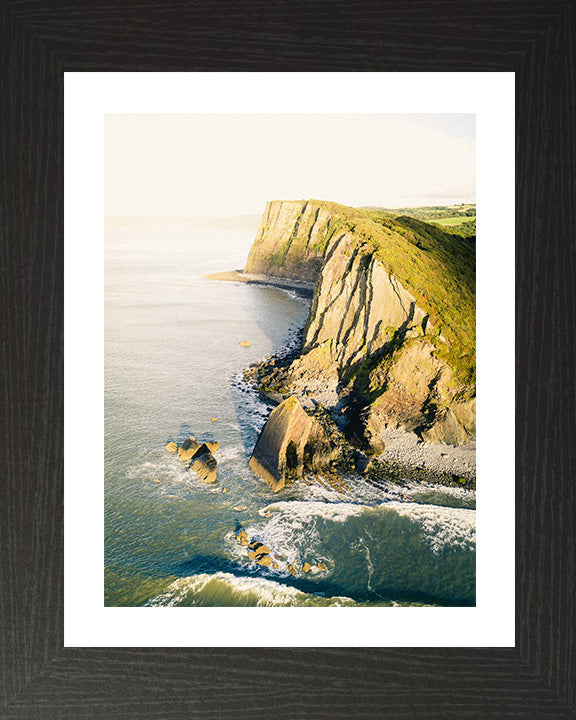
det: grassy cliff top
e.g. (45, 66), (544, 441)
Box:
(292, 200), (476, 384)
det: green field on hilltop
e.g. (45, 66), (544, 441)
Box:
(433, 216), (472, 226)
(380, 204), (476, 239)
(380, 204), (476, 221)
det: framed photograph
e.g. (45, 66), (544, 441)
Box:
(2, 3), (574, 718)
(67, 74), (512, 649)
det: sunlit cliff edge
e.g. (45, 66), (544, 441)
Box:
(218, 199), (476, 449)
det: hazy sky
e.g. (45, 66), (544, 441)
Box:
(105, 114), (475, 217)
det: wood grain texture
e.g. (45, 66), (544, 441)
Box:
(0, 0), (574, 717)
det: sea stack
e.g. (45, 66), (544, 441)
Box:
(248, 395), (342, 492)
(249, 396), (313, 491)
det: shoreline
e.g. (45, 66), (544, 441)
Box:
(205, 272), (476, 488)
(204, 269), (316, 297)
(368, 429), (476, 488)
(251, 384), (476, 489)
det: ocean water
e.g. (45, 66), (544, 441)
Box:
(105, 222), (476, 608)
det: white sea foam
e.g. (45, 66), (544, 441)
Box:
(260, 500), (367, 523)
(385, 501), (476, 555)
(255, 498), (475, 558)
(401, 480), (476, 504)
(234, 500), (369, 570)
(143, 571), (357, 607)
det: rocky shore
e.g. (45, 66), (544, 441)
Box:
(207, 198), (476, 491)
(244, 356), (476, 489)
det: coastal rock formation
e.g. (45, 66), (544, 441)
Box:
(248, 395), (344, 491)
(236, 529), (249, 546)
(302, 231), (429, 370)
(176, 437), (219, 461)
(248, 395), (314, 491)
(244, 200), (336, 282)
(248, 542), (271, 560)
(189, 444), (218, 483)
(243, 199), (476, 448)
(177, 437), (201, 463)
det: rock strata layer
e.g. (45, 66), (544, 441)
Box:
(248, 395), (346, 492)
(189, 443), (218, 483)
(244, 200), (336, 282)
(169, 435), (219, 483)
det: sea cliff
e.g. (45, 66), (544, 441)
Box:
(243, 199), (476, 452)
(244, 200), (336, 281)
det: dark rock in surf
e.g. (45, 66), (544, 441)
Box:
(189, 443), (218, 483)
(236, 529), (249, 546)
(248, 541), (271, 559)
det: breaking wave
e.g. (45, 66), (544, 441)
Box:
(143, 571), (359, 607)
(225, 499), (476, 605)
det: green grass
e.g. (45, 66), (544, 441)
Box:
(370, 204), (475, 221)
(432, 216), (474, 227)
(437, 219), (476, 239)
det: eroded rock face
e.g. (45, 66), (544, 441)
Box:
(249, 396), (314, 491)
(248, 396), (344, 492)
(244, 200), (335, 282)
(362, 341), (475, 451)
(177, 437), (201, 463)
(273, 231), (476, 446)
(302, 232), (429, 371)
(189, 444), (217, 483)
(292, 236), (473, 446)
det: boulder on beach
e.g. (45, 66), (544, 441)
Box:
(316, 562), (328, 572)
(205, 441), (220, 453)
(189, 443), (217, 483)
(165, 441), (177, 453)
(302, 562), (312, 573)
(248, 395), (344, 492)
(256, 555), (273, 567)
(239, 340), (252, 347)
(236, 529), (248, 544)
(288, 564), (297, 577)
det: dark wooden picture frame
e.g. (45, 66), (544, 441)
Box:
(1, 1), (574, 717)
